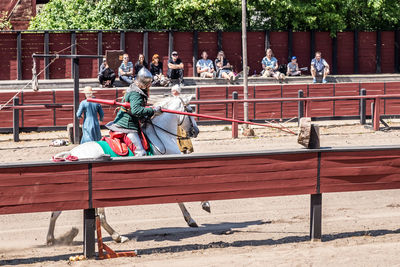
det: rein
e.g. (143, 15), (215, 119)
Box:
(145, 101), (193, 154)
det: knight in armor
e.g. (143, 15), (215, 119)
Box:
(105, 68), (162, 156)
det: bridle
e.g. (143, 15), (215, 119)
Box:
(146, 98), (196, 154)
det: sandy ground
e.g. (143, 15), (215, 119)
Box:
(1, 120), (400, 266)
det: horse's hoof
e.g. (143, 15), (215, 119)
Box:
(187, 219), (198, 228)
(201, 201), (211, 213)
(112, 233), (129, 243)
(46, 238), (54, 246)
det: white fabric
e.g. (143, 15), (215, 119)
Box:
(127, 132), (146, 156)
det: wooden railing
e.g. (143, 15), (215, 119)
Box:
(1, 146), (400, 258)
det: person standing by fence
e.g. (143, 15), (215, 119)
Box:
(77, 86), (104, 144)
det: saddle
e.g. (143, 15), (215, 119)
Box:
(101, 130), (149, 156)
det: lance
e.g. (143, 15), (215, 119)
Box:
(87, 98), (296, 135)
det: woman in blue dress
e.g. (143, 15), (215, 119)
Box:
(76, 86), (104, 144)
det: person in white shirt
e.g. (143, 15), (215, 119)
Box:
(196, 51), (214, 78)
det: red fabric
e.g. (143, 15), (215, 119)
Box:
(102, 131), (137, 156)
(138, 125), (149, 150)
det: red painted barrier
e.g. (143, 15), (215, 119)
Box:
(0, 33), (18, 80)
(222, 32), (242, 73)
(125, 32), (143, 76)
(1, 82), (400, 132)
(76, 33), (98, 78)
(148, 32), (169, 76)
(0, 31), (398, 80)
(270, 32), (288, 65)
(358, 32), (377, 74)
(174, 32), (194, 77)
(22, 33), (44, 80)
(292, 32), (311, 73)
(49, 33), (72, 79)
(197, 32), (218, 73)
(3, 146), (400, 256)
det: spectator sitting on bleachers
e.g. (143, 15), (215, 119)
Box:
(261, 48), (285, 81)
(150, 54), (169, 87)
(287, 56), (301, 76)
(118, 53), (134, 84)
(134, 54), (148, 77)
(167, 51), (184, 85)
(98, 58), (116, 88)
(196, 51), (214, 78)
(215, 50), (237, 83)
(311, 51), (329, 84)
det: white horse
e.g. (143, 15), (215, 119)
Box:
(46, 95), (210, 245)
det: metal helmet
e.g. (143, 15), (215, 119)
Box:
(136, 67), (153, 88)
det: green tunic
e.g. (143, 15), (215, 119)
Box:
(113, 85), (154, 131)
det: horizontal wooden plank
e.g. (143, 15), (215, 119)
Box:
(0, 200), (88, 215)
(320, 150), (400, 193)
(93, 185), (315, 208)
(0, 191), (88, 206)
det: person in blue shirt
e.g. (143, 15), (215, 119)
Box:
(287, 56), (301, 76)
(118, 53), (134, 84)
(76, 86), (104, 144)
(261, 48), (285, 81)
(196, 51), (214, 78)
(311, 51), (330, 83)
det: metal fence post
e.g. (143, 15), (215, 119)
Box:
(17, 31), (22, 80)
(360, 88), (366, 125)
(310, 193), (322, 240)
(13, 97), (20, 142)
(232, 91), (238, 138)
(83, 208), (96, 258)
(73, 58), (80, 144)
(298, 90), (304, 125)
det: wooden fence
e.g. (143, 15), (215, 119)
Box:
(0, 30), (399, 81)
(1, 146), (400, 257)
(1, 81), (400, 133)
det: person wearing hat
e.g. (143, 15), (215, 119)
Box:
(287, 56), (301, 76)
(76, 86), (104, 144)
(98, 58), (116, 88)
(106, 68), (162, 156)
(167, 51), (184, 85)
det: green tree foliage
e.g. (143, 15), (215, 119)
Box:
(29, 0), (400, 33)
(0, 11), (12, 30)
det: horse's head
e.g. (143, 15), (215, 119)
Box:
(178, 95), (199, 138)
(156, 95), (199, 138)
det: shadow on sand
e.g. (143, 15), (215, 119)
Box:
(2, 220), (400, 265)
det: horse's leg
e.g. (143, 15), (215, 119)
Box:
(46, 211), (62, 245)
(96, 208), (128, 243)
(201, 201), (211, 213)
(178, 203), (198, 227)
